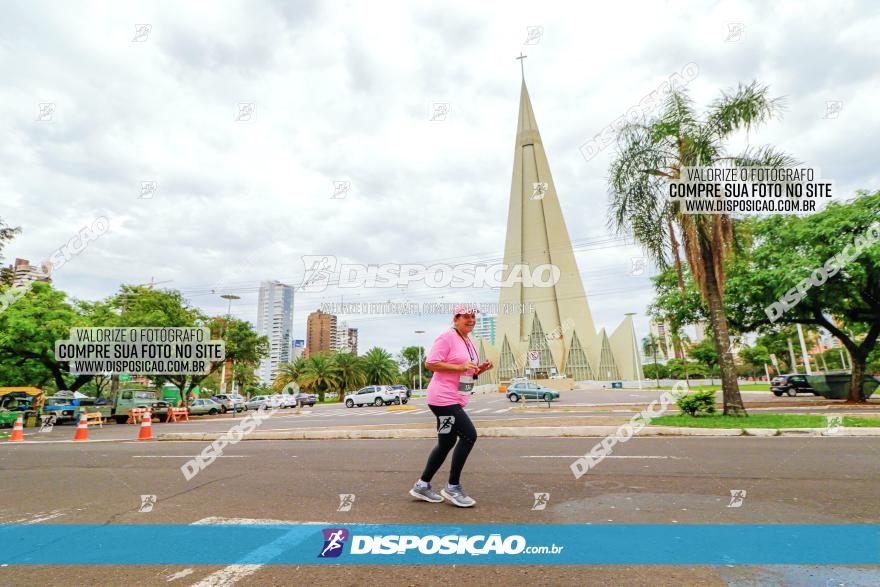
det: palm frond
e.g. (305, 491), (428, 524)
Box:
(707, 81), (786, 136)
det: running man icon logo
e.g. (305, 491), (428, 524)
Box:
(318, 528), (349, 558)
(299, 255), (337, 292)
(531, 493), (550, 510)
(337, 494), (356, 512)
(39, 414), (57, 433)
(138, 495), (157, 513)
(727, 489), (747, 508)
(437, 416), (455, 434)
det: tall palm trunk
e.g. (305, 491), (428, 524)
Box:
(699, 237), (746, 416)
(668, 216), (687, 297)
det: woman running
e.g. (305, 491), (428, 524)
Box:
(410, 304), (493, 507)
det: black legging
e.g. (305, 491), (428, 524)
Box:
(420, 404), (477, 486)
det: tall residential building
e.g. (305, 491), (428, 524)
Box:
(256, 281), (294, 385)
(473, 314), (496, 346)
(341, 327), (358, 355)
(649, 320), (675, 361)
(307, 309), (337, 355)
(9, 258), (52, 288)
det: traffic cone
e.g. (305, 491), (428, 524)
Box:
(137, 410), (153, 441)
(73, 413), (89, 441)
(8, 414), (24, 442)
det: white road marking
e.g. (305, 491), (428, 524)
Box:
(167, 569), (194, 581)
(132, 455), (248, 458)
(471, 408), (490, 414)
(520, 455), (682, 459)
(9, 511), (66, 524)
(188, 517), (351, 587)
(493, 408), (513, 413)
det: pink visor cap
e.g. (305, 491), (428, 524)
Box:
(453, 304), (480, 317)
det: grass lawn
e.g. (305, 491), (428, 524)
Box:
(650, 414), (880, 428)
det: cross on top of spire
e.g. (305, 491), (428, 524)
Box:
(516, 52), (527, 79)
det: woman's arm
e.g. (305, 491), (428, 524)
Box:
(425, 360), (478, 373)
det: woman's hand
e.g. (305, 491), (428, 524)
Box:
(458, 361), (479, 373)
(476, 360), (494, 374)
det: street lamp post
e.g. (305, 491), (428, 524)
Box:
(220, 294), (241, 403)
(415, 330), (425, 391)
(624, 313), (643, 390)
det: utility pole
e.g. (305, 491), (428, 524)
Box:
(625, 313), (642, 389)
(787, 338), (798, 374)
(796, 323), (812, 376)
(220, 294), (241, 397)
(415, 330), (425, 391)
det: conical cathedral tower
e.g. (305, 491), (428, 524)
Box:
(484, 76), (641, 383)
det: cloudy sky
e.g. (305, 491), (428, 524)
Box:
(3, 0), (879, 354)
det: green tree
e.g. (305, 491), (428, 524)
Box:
(272, 356), (307, 391)
(0, 217), (21, 285)
(609, 82), (794, 415)
(642, 362), (669, 380)
(690, 337), (719, 384)
(299, 353), (341, 402)
(333, 352), (366, 396)
(0, 282), (92, 390)
(398, 345), (429, 388)
(642, 334), (662, 387)
(737, 344), (771, 378)
(726, 192), (880, 402)
(361, 347), (399, 385)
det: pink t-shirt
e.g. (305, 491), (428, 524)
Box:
(426, 328), (478, 407)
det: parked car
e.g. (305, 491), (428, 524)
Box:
(42, 396), (79, 422)
(212, 394), (247, 413)
(294, 393), (317, 407)
(271, 394), (295, 408)
(188, 398), (223, 416)
(770, 374), (817, 397)
(389, 384), (411, 399)
(344, 385), (399, 408)
(245, 395), (278, 410)
(506, 382), (560, 403)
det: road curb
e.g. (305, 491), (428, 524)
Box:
(156, 425), (880, 441)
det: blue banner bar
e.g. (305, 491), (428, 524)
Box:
(1, 524), (878, 565)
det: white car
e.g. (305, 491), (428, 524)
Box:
(272, 394), (296, 408)
(344, 385), (399, 408)
(245, 395), (281, 410)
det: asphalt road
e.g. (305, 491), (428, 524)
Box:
(10, 389), (877, 443)
(2, 436), (879, 585)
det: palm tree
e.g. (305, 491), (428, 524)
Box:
(272, 356), (306, 392)
(298, 353), (341, 402)
(642, 334), (662, 388)
(609, 82), (795, 416)
(333, 352), (367, 397)
(361, 347), (399, 385)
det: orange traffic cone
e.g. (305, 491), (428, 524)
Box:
(137, 410), (153, 441)
(73, 413), (89, 441)
(8, 414), (24, 442)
